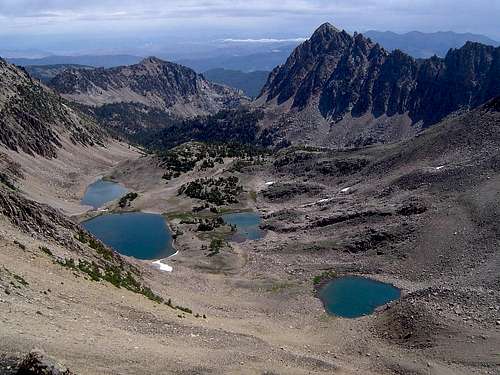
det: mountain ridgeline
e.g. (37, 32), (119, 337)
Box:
(9, 54), (143, 69)
(47, 57), (248, 141)
(13, 23), (500, 151)
(364, 30), (499, 58)
(0, 58), (104, 158)
(49, 57), (246, 117)
(259, 23), (500, 132)
(24, 64), (94, 84)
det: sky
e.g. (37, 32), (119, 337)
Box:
(0, 0), (499, 56)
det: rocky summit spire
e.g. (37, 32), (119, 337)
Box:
(309, 22), (345, 46)
(313, 22), (340, 35)
(259, 22), (500, 138)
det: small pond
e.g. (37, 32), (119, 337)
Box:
(319, 276), (400, 318)
(222, 212), (264, 242)
(81, 179), (128, 209)
(82, 212), (175, 260)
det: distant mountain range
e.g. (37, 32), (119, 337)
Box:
(364, 30), (499, 58)
(16, 24), (499, 149)
(7, 31), (499, 74)
(258, 23), (500, 148)
(6, 48), (296, 73)
(176, 48), (296, 73)
(203, 69), (269, 98)
(7, 54), (143, 68)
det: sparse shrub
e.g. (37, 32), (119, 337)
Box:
(13, 274), (29, 286)
(178, 176), (243, 206)
(14, 241), (26, 251)
(56, 256), (165, 303)
(75, 231), (115, 260)
(199, 159), (215, 170)
(207, 238), (225, 256)
(118, 192), (139, 208)
(313, 270), (337, 285)
(196, 217), (224, 232)
(39, 246), (53, 256)
(176, 306), (193, 314)
(197, 222), (214, 232)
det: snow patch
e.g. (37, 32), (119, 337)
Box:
(435, 166), (445, 170)
(301, 197), (333, 208)
(340, 187), (352, 193)
(317, 198), (334, 204)
(265, 181), (275, 186)
(152, 259), (172, 272)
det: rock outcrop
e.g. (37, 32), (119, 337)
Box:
(17, 349), (75, 375)
(0, 185), (78, 243)
(0, 58), (104, 158)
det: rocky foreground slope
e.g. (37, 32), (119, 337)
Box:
(1, 44), (499, 373)
(0, 56), (140, 215)
(0, 91), (499, 374)
(257, 23), (500, 147)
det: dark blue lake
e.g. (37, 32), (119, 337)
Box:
(222, 212), (264, 242)
(81, 179), (128, 209)
(319, 276), (400, 318)
(82, 212), (175, 260)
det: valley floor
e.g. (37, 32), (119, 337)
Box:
(1, 134), (499, 374)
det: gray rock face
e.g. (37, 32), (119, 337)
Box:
(0, 58), (104, 158)
(0, 183), (79, 245)
(17, 349), (75, 375)
(259, 23), (500, 128)
(49, 57), (246, 118)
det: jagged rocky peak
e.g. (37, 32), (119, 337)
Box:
(259, 23), (500, 132)
(260, 24), (385, 113)
(286, 22), (358, 64)
(315, 22), (340, 34)
(309, 22), (351, 48)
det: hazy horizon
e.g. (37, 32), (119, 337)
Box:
(1, 0), (499, 58)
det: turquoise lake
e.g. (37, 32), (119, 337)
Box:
(222, 212), (264, 242)
(81, 179), (128, 209)
(319, 276), (401, 318)
(82, 212), (175, 260)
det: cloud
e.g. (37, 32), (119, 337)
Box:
(0, 0), (498, 41)
(0, 0), (494, 21)
(222, 38), (307, 43)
